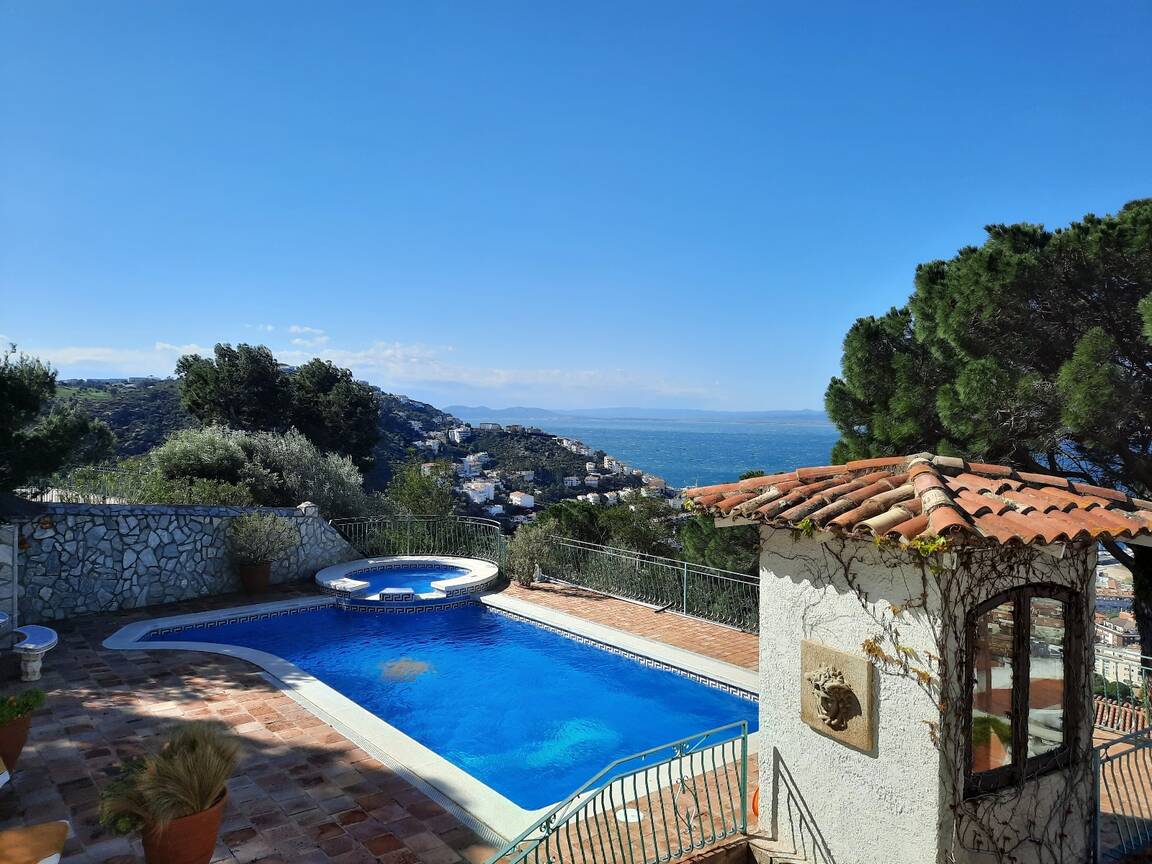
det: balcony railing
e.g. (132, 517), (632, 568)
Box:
(544, 538), (759, 632)
(330, 515), (508, 566)
(1095, 725), (1152, 862)
(487, 722), (749, 864)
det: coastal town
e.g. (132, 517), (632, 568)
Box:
(411, 420), (681, 528)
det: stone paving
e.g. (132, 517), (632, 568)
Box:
(502, 582), (758, 670)
(0, 582), (755, 863)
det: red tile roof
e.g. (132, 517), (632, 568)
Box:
(683, 453), (1152, 546)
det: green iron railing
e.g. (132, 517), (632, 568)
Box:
(487, 722), (749, 864)
(545, 538), (759, 632)
(1094, 725), (1152, 862)
(330, 515), (508, 567)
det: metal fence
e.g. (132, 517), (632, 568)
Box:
(17, 467), (155, 504)
(487, 722), (749, 864)
(545, 538), (759, 632)
(331, 515), (508, 566)
(1095, 726), (1152, 862)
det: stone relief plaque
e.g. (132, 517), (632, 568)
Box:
(800, 639), (876, 752)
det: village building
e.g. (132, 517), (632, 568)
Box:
(509, 491), (535, 509)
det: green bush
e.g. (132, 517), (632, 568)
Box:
(151, 426), (370, 516)
(227, 513), (299, 565)
(0, 689), (44, 725)
(506, 521), (554, 587)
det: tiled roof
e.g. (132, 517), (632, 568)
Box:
(683, 453), (1152, 546)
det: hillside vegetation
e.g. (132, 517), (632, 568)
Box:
(52, 377), (457, 489)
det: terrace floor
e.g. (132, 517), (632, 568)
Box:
(0, 581), (756, 864)
(502, 581), (758, 670)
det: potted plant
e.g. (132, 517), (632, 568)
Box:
(0, 688), (44, 771)
(100, 722), (239, 864)
(227, 513), (298, 594)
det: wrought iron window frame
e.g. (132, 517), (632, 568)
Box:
(963, 583), (1081, 799)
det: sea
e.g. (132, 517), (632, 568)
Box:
(456, 412), (841, 489)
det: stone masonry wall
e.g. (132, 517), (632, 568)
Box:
(14, 502), (359, 624)
(0, 525), (16, 644)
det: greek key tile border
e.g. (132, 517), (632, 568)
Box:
(143, 602), (338, 638)
(486, 607), (758, 702)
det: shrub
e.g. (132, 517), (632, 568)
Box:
(152, 426), (247, 484)
(0, 689), (44, 725)
(505, 521), (554, 587)
(151, 426), (370, 516)
(227, 513), (299, 565)
(100, 722), (239, 835)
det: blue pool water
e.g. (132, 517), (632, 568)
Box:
(149, 605), (756, 809)
(357, 564), (471, 594)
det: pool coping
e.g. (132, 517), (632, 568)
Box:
(102, 593), (760, 843)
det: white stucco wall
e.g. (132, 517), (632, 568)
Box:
(757, 529), (943, 864)
(754, 527), (1096, 864)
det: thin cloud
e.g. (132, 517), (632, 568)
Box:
(288, 324), (325, 335)
(17, 337), (708, 401)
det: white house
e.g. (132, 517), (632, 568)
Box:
(462, 480), (495, 504)
(585, 462), (598, 473)
(584, 475), (601, 488)
(685, 452), (1120, 864)
(478, 422), (502, 431)
(485, 504), (504, 516)
(463, 453), (489, 471)
(448, 426), (472, 444)
(563, 476), (581, 488)
(509, 491), (535, 509)
(602, 491), (619, 505)
(505, 424), (524, 433)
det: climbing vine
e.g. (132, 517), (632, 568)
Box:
(768, 529), (1096, 864)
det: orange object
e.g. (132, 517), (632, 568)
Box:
(751, 785), (759, 819)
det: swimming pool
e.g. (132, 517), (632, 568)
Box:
(355, 563), (471, 594)
(315, 555), (499, 601)
(143, 603), (757, 811)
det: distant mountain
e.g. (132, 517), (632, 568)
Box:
(445, 405), (829, 423)
(444, 405), (566, 420)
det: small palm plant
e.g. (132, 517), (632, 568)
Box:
(100, 722), (239, 837)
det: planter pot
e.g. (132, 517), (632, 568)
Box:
(142, 790), (227, 864)
(0, 712), (32, 772)
(237, 562), (271, 594)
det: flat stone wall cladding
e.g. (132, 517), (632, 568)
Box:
(14, 502), (358, 623)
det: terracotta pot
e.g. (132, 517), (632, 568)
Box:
(0, 712), (32, 771)
(142, 790), (227, 864)
(238, 562), (271, 594)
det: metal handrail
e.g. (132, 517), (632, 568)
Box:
(487, 721), (749, 864)
(545, 537), (759, 632)
(1094, 724), (1152, 862)
(330, 514), (508, 566)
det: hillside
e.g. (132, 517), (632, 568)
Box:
(53, 378), (458, 488)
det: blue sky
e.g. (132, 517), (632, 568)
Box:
(2, 2), (1149, 410)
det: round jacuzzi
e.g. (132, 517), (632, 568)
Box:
(314, 555), (499, 604)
